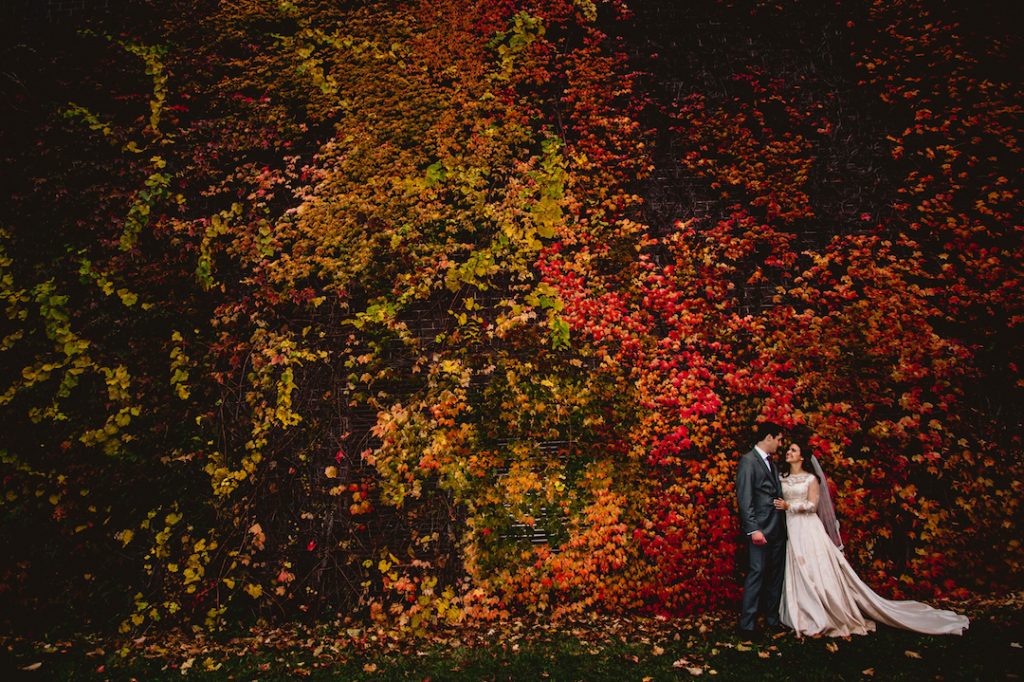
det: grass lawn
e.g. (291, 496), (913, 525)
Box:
(2, 597), (1020, 681)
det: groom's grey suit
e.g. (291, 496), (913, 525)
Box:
(736, 447), (787, 631)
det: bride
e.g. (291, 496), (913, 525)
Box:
(774, 440), (969, 637)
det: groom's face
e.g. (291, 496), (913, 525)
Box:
(765, 433), (783, 454)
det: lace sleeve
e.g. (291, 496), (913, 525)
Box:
(788, 477), (819, 513)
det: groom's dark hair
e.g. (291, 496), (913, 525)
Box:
(754, 421), (785, 442)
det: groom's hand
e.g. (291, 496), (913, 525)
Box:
(751, 530), (767, 545)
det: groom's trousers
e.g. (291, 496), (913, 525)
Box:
(740, 535), (786, 630)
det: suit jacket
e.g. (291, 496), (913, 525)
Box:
(736, 448), (786, 539)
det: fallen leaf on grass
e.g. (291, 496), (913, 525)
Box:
(862, 668), (874, 676)
(757, 650), (771, 659)
(672, 658), (704, 675)
(826, 642), (839, 653)
(904, 650), (922, 659)
(363, 662), (378, 672)
(1011, 642), (1021, 649)
(735, 643), (751, 651)
(653, 645), (665, 655)
(21, 662), (42, 671)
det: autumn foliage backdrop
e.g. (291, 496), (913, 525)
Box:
(1, 0), (1021, 637)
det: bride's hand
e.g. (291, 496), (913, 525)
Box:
(773, 498), (788, 510)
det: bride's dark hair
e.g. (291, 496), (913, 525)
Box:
(780, 436), (819, 481)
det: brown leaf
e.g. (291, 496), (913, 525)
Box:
(904, 650), (922, 659)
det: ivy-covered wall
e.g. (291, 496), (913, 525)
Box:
(1, 0), (1020, 638)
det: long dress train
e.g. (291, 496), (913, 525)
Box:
(779, 472), (969, 637)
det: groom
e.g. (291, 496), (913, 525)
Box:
(735, 421), (787, 637)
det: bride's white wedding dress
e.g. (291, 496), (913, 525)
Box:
(779, 472), (969, 637)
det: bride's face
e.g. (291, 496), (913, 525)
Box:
(784, 444), (802, 463)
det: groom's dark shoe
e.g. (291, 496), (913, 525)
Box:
(734, 626), (761, 642)
(764, 622), (789, 636)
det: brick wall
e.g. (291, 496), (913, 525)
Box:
(2, 0), (112, 22)
(623, 0), (900, 313)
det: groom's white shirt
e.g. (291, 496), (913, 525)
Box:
(754, 445), (772, 472)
